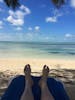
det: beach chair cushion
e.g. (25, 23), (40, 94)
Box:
(1, 75), (69, 100)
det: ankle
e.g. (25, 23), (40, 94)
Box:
(39, 80), (47, 88)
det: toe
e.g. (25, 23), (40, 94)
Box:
(43, 65), (49, 71)
(24, 64), (31, 74)
(47, 66), (49, 73)
(43, 65), (47, 69)
(43, 65), (49, 76)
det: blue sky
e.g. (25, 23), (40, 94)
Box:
(0, 0), (75, 42)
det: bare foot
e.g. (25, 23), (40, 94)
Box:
(39, 65), (49, 88)
(24, 64), (33, 87)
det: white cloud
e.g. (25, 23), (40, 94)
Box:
(6, 5), (31, 26)
(70, 0), (75, 7)
(7, 15), (24, 26)
(65, 33), (72, 38)
(46, 16), (57, 22)
(28, 26), (40, 31)
(65, 33), (75, 38)
(46, 9), (63, 23)
(15, 27), (22, 31)
(20, 5), (31, 15)
(28, 27), (32, 31)
(53, 9), (63, 17)
(35, 26), (40, 31)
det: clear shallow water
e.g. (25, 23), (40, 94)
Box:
(0, 41), (75, 59)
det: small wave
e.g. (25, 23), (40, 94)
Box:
(68, 52), (75, 55)
(48, 51), (75, 55)
(48, 51), (60, 54)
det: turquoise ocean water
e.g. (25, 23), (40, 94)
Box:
(0, 41), (75, 59)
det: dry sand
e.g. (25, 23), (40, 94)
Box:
(0, 58), (75, 73)
(66, 85), (75, 100)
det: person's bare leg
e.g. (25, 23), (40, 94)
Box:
(20, 64), (34, 100)
(39, 65), (54, 100)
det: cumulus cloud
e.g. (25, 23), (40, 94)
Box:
(34, 26), (40, 31)
(20, 5), (31, 15)
(46, 9), (63, 23)
(46, 16), (57, 22)
(65, 33), (75, 38)
(65, 33), (72, 38)
(70, 0), (75, 8)
(15, 27), (22, 31)
(28, 26), (40, 31)
(6, 5), (31, 26)
(7, 14), (24, 26)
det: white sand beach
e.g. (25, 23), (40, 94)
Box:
(0, 58), (75, 74)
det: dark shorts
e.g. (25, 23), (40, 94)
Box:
(1, 75), (69, 100)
